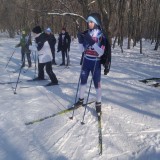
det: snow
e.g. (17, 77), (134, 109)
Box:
(0, 35), (160, 160)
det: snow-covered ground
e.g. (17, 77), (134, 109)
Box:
(0, 35), (160, 160)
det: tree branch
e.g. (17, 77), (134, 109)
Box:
(47, 12), (86, 21)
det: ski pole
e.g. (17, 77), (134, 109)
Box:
(5, 48), (17, 69)
(13, 57), (25, 94)
(69, 71), (81, 119)
(31, 51), (36, 64)
(31, 51), (37, 78)
(34, 51), (37, 78)
(30, 50), (37, 78)
(30, 37), (38, 78)
(70, 52), (85, 119)
(81, 58), (98, 124)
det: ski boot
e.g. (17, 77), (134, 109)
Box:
(60, 63), (65, 66)
(96, 102), (101, 115)
(74, 98), (84, 108)
(32, 77), (45, 81)
(45, 82), (58, 86)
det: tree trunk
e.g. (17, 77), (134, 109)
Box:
(137, 0), (143, 54)
(154, 22), (160, 50)
(97, 0), (111, 43)
(127, 0), (133, 49)
(118, 0), (126, 53)
(113, 36), (118, 49)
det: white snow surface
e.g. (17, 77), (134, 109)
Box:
(0, 36), (160, 160)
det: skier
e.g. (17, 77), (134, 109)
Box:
(15, 30), (32, 68)
(76, 13), (111, 114)
(45, 28), (57, 65)
(29, 26), (58, 86)
(57, 28), (71, 66)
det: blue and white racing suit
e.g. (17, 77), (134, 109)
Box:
(78, 29), (105, 103)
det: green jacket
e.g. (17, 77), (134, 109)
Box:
(16, 34), (27, 48)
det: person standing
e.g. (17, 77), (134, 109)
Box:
(45, 28), (57, 65)
(75, 13), (111, 114)
(57, 28), (71, 66)
(29, 26), (58, 86)
(15, 30), (32, 68)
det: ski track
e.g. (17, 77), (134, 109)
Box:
(42, 118), (75, 147)
(39, 105), (100, 160)
(53, 115), (97, 159)
(102, 104), (160, 159)
(50, 120), (78, 154)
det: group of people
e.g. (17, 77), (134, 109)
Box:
(16, 12), (111, 114)
(16, 27), (71, 86)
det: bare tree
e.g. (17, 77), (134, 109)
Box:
(0, 0), (159, 54)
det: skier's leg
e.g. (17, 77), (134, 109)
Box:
(45, 61), (58, 84)
(21, 48), (25, 67)
(52, 49), (57, 65)
(92, 61), (101, 113)
(38, 63), (45, 79)
(26, 51), (32, 67)
(75, 58), (90, 105)
(60, 51), (65, 65)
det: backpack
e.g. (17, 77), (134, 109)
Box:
(100, 34), (111, 75)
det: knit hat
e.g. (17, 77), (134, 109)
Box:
(62, 27), (66, 31)
(86, 13), (102, 27)
(45, 28), (52, 33)
(32, 26), (42, 34)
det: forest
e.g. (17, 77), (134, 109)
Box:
(0, 0), (159, 52)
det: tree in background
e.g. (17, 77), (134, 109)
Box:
(0, 0), (159, 51)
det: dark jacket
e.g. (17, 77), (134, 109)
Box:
(47, 34), (56, 53)
(57, 32), (71, 52)
(35, 32), (53, 63)
(35, 33), (48, 51)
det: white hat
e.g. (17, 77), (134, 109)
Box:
(45, 28), (52, 33)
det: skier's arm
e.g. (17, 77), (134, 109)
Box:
(78, 44), (85, 53)
(57, 35), (61, 52)
(37, 42), (44, 51)
(35, 34), (47, 51)
(77, 32), (85, 53)
(83, 32), (105, 57)
(92, 43), (105, 57)
(68, 34), (71, 44)
(66, 34), (71, 51)
(52, 35), (56, 45)
(15, 43), (21, 48)
(15, 39), (23, 47)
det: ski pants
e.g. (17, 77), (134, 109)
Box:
(21, 48), (31, 67)
(51, 48), (56, 63)
(61, 49), (69, 65)
(80, 57), (101, 88)
(38, 61), (58, 83)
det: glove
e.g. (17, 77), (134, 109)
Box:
(104, 62), (111, 75)
(29, 45), (37, 52)
(15, 44), (19, 48)
(83, 33), (95, 46)
(77, 32), (84, 44)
